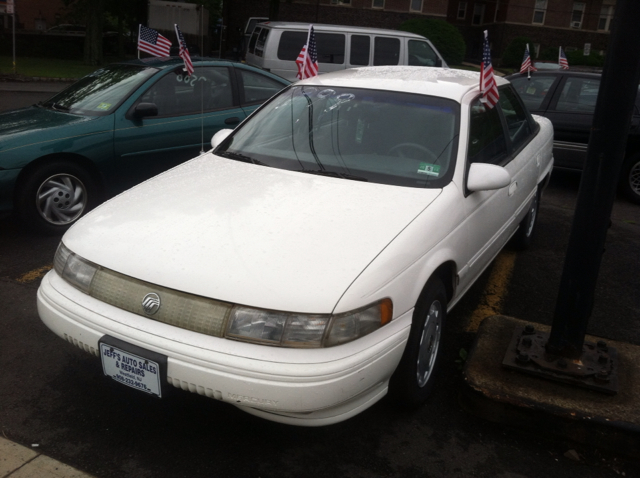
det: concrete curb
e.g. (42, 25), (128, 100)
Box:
(0, 437), (94, 478)
(461, 315), (640, 458)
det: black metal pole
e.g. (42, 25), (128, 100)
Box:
(547, 0), (640, 358)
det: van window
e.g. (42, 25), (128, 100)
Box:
(350, 35), (370, 66)
(374, 37), (400, 66)
(248, 27), (261, 55)
(408, 40), (438, 66)
(278, 31), (345, 64)
(254, 28), (270, 58)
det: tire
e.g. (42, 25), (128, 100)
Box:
(15, 160), (100, 235)
(390, 277), (447, 407)
(619, 154), (640, 205)
(510, 187), (540, 251)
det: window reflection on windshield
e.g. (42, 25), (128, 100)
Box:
(218, 85), (460, 188)
(43, 64), (157, 116)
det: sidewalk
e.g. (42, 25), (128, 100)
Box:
(0, 437), (93, 478)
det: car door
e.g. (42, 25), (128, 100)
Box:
(460, 87), (538, 290)
(113, 65), (248, 191)
(545, 75), (600, 169)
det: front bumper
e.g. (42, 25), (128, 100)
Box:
(37, 270), (411, 426)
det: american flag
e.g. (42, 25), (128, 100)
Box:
(295, 25), (319, 80)
(174, 24), (194, 76)
(519, 43), (537, 74)
(138, 25), (171, 58)
(559, 46), (570, 70)
(480, 31), (499, 109)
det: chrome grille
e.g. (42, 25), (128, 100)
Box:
(90, 268), (232, 338)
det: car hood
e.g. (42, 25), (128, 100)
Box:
(63, 153), (442, 313)
(0, 106), (96, 151)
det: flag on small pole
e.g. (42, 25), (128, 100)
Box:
(519, 43), (537, 78)
(480, 30), (499, 109)
(295, 25), (319, 80)
(559, 46), (570, 69)
(138, 25), (172, 58)
(175, 24), (194, 76)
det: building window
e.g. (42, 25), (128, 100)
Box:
(330, 0), (352, 4)
(372, 0), (384, 8)
(571, 2), (585, 29)
(410, 0), (423, 12)
(532, 0), (547, 24)
(598, 5), (614, 31)
(457, 1), (467, 19)
(472, 4), (485, 25)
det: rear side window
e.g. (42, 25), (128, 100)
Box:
(350, 35), (370, 66)
(248, 27), (261, 55)
(498, 86), (533, 152)
(238, 69), (286, 105)
(254, 28), (270, 58)
(556, 77), (600, 113)
(467, 99), (508, 165)
(277, 31), (345, 64)
(374, 37), (400, 66)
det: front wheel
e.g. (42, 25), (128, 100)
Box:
(390, 277), (447, 407)
(15, 161), (100, 235)
(619, 154), (640, 205)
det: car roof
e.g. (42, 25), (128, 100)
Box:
(112, 57), (241, 70)
(254, 21), (427, 39)
(296, 66), (510, 103)
(505, 70), (602, 81)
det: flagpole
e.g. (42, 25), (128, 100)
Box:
(527, 43), (531, 80)
(303, 25), (312, 78)
(138, 24), (141, 59)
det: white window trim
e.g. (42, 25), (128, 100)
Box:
(371, 0), (384, 8)
(571, 2), (585, 29)
(410, 0), (423, 12)
(532, 0), (547, 25)
(457, 1), (467, 20)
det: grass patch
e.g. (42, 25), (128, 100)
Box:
(0, 56), (116, 78)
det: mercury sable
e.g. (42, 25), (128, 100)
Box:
(37, 67), (554, 426)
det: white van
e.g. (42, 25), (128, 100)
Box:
(245, 22), (448, 81)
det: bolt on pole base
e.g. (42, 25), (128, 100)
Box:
(502, 324), (618, 395)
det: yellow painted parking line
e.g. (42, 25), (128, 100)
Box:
(466, 250), (516, 332)
(16, 265), (52, 284)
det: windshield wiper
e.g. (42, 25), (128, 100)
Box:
(218, 151), (269, 167)
(50, 102), (70, 112)
(297, 169), (368, 182)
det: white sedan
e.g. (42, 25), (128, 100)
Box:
(37, 67), (554, 426)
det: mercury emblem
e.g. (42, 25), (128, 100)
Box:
(142, 293), (161, 315)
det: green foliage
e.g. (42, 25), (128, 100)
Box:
(501, 37), (534, 68)
(566, 49), (605, 67)
(398, 18), (466, 65)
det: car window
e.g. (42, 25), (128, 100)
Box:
(139, 66), (234, 116)
(254, 28), (269, 58)
(373, 37), (400, 66)
(42, 64), (157, 116)
(556, 77), (600, 113)
(350, 35), (370, 66)
(408, 40), (438, 66)
(467, 98), (508, 165)
(278, 32), (345, 64)
(509, 75), (556, 111)
(217, 85), (460, 188)
(238, 69), (285, 105)
(247, 27), (262, 55)
(498, 87), (533, 152)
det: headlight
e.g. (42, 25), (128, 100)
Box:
(226, 299), (393, 348)
(54, 243), (98, 294)
(54, 243), (393, 348)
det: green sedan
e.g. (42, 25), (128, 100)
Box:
(0, 57), (289, 234)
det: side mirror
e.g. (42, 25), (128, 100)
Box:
(467, 163), (511, 192)
(211, 129), (233, 150)
(133, 102), (158, 118)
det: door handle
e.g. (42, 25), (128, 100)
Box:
(225, 117), (240, 125)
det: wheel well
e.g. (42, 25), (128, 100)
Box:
(14, 153), (105, 201)
(429, 261), (457, 304)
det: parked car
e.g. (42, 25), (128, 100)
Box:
(0, 57), (289, 234)
(245, 22), (447, 81)
(38, 67), (553, 426)
(507, 70), (640, 203)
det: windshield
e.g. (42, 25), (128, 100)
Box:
(217, 85), (460, 188)
(42, 64), (157, 116)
